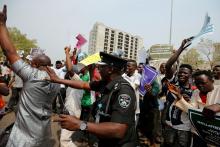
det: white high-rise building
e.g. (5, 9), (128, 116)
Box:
(88, 22), (144, 60)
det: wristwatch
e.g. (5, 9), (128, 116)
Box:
(79, 121), (88, 131)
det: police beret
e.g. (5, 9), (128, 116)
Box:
(99, 52), (127, 69)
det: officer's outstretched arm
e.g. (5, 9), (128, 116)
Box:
(45, 66), (91, 90)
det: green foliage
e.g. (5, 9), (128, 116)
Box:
(0, 27), (38, 58)
(181, 48), (204, 69)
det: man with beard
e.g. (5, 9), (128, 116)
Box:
(162, 37), (194, 147)
(122, 59), (141, 127)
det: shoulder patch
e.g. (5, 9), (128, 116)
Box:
(118, 94), (131, 108)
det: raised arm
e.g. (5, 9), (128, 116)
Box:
(65, 46), (73, 72)
(0, 5), (20, 64)
(165, 37), (193, 79)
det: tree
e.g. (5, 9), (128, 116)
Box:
(196, 38), (214, 69)
(0, 27), (38, 59)
(181, 48), (204, 69)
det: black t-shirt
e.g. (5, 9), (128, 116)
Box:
(90, 76), (137, 147)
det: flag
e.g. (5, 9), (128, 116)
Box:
(194, 13), (214, 40)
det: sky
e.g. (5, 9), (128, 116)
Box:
(0, 0), (219, 63)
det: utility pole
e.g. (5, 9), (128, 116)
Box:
(169, 0), (173, 45)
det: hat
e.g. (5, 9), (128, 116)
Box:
(99, 52), (127, 69)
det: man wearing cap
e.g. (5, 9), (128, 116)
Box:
(0, 6), (60, 147)
(46, 52), (137, 147)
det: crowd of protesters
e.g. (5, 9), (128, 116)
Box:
(0, 4), (220, 147)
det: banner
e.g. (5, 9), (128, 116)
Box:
(189, 108), (220, 146)
(138, 65), (158, 96)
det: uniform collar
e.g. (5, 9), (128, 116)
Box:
(105, 76), (123, 91)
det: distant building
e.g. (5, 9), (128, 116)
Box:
(88, 22), (144, 60)
(213, 43), (220, 65)
(148, 44), (173, 69)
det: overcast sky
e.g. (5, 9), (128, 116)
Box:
(0, 0), (219, 63)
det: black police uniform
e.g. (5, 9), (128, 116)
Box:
(90, 76), (137, 147)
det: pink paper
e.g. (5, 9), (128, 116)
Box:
(75, 34), (87, 49)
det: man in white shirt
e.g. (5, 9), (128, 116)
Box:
(122, 59), (141, 127)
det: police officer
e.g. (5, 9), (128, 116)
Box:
(46, 52), (137, 147)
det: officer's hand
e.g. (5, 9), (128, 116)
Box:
(53, 114), (81, 131)
(0, 5), (7, 25)
(44, 66), (60, 82)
